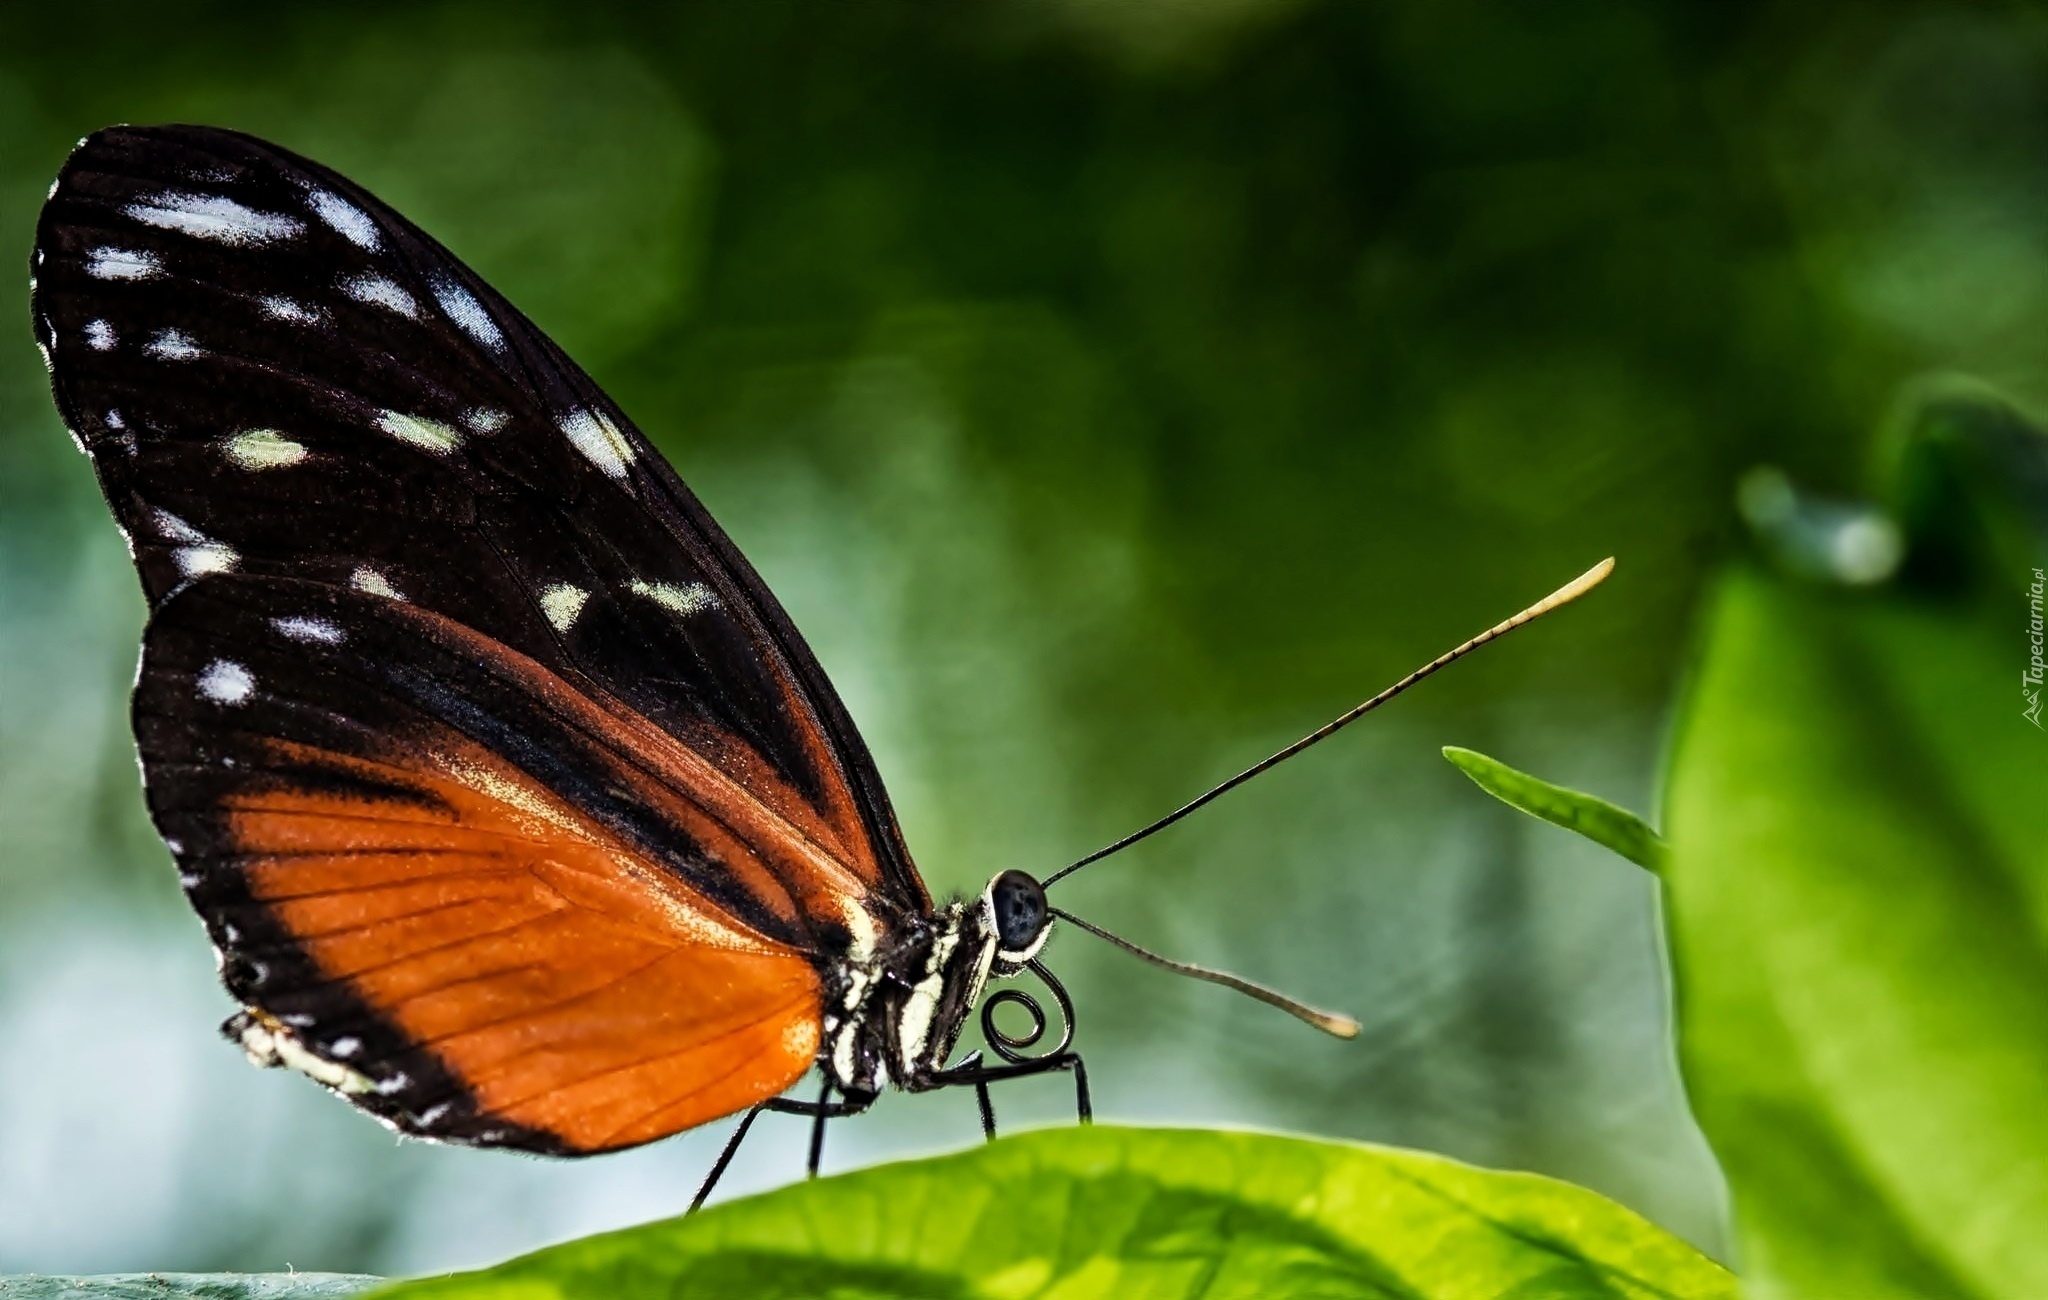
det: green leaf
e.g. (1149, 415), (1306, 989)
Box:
(1880, 383), (2048, 600)
(0, 1276), (381, 1298)
(1664, 569), (2048, 1299)
(1442, 745), (1668, 872)
(371, 1127), (1731, 1300)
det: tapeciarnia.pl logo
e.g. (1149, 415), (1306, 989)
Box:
(2027, 567), (2045, 729)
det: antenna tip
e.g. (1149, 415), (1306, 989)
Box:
(1315, 1011), (1363, 1039)
(1566, 556), (1616, 598)
(1519, 557), (1617, 623)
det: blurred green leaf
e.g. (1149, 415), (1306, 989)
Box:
(372, 1127), (1732, 1300)
(1442, 745), (1668, 872)
(1665, 569), (2048, 1298)
(0, 1276), (379, 1298)
(1881, 384), (2048, 599)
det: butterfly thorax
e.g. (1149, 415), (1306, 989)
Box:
(822, 898), (1001, 1097)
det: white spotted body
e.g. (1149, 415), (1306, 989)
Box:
(821, 889), (1017, 1097)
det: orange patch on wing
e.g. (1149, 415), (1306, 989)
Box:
(418, 604), (895, 933)
(232, 736), (824, 1152)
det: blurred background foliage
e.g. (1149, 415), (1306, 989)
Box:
(1, 0), (2043, 1279)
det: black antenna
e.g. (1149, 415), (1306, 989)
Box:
(1051, 907), (1361, 1038)
(1043, 558), (1614, 889)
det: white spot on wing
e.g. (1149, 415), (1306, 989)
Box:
(86, 248), (161, 280)
(84, 319), (115, 350)
(106, 410), (126, 430)
(538, 582), (589, 631)
(125, 192), (303, 245)
(153, 510), (205, 544)
(342, 273), (417, 318)
(222, 428), (308, 470)
(330, 1036), (362, 1058)
(349, 565), (404, 601)
(258, 295), (323, 324)
(375, 409), (462, 454)
(558, 409), (635, 479)
(197, 659), (254, 704)
(628, 578), (719, 618)
(307, 189), (380, 249)
(428, 274), (507, 352)
(144, 329), (201, 360)
(175, 541), (238, 577)
(272, 615), (343, 645)
(466, 408), (510, 434)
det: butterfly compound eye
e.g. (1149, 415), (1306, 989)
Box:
(988, 870), (1049, 953)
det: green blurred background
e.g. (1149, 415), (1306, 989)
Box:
(0, 0), (2037, 1278)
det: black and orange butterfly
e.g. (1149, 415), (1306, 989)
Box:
(31, 125), (1608, 1203)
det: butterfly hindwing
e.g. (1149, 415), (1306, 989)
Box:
(32, 124), (921, 1150)
(141, 575), (828, 1152)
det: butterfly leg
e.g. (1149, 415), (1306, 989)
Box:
(975, 1076), (998, 1141)
(806, 1076), (833, 1179)
(689, 1105), (766, 1213)
(931, 1046), (1090, 1136)
(1069, 1053), (1093, 1123)
(763, 1084), (876, 1180)
(687, 1085), (876, 1213)
(948, 1048), (999, 1141)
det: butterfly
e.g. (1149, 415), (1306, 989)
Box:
(31, 124), (1608, 1201)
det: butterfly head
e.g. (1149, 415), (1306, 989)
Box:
(983, 869), (1052, 966)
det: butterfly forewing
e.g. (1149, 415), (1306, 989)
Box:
(32, 124), (920, 1151)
